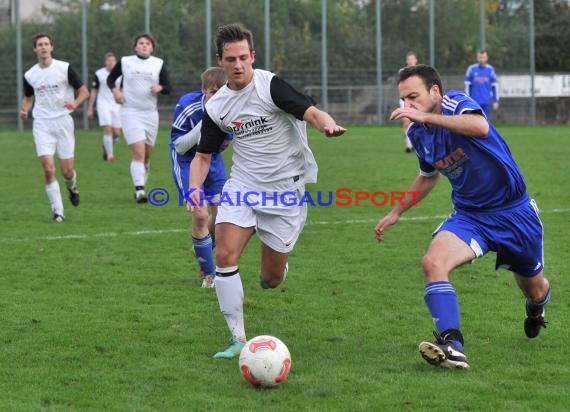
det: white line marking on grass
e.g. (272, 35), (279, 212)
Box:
(1, 209), (568, 243)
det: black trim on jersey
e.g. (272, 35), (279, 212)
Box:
(23, 77), (34, 97)
(91, 73), (100, 89)
(67, 66), (84, 90)
(197, 110), (227, 154)
(159, 65), (172, 95)
(106, 59), (122, 90)
(270, 76), (316, 121)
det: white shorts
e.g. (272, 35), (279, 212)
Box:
(215, 177), (308, 253)
(121, 109), (159, 146)
(33, 115), (75, 159)
(96, 103), (121, 128)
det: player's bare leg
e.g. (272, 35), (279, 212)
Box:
(516, 272), (550, 338)
(259, 245), (289, 289)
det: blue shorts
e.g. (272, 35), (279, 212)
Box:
(434, 197), (544, 277)
(170, 148), (227, 206)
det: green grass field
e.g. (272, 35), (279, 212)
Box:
(0, 124), (568, 411)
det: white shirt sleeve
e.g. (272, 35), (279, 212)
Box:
(174, 120), (202, 154)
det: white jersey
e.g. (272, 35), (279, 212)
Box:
(92, 67), (121, 111)
(119, 55), (164, 111)
(202, 69), (318, 186)
(24, 59), (75, 120)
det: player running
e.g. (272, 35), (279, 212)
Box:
(376, 64), (550, 369)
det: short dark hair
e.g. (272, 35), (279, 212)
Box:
(398, 64), (443, 97)
(33, 32), (53, 48)
(133, 33), (156, 50)
(215, 23), (254, 57)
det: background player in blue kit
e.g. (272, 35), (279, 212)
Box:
(465, 50), (499, 119)
(169, 67), (231, 288)
(375, 64), (550, 369)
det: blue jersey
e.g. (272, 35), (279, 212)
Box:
(464, 64), (499, 105)
(407, 91), (527, 211)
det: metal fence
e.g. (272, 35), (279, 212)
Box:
(2, 68), (568, 130)
(2, 0), (569, 129)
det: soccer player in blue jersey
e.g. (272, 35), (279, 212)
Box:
(170, 67), (231, 288)
(375, 64), (550, 369)
(465, 50), (499, 119)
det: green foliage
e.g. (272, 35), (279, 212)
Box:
(5, 0), (570, 75)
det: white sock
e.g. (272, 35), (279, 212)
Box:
(45, 181), (64, 215)
(103, 134), (114, 157)
(215, 266), (246, 341)
(130, 161), (146, 187)
(144, 162), (150, 185)
(64, 170), (77, 192)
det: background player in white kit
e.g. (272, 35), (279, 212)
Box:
(107, 33), (172, 203)
(188, 23), (346, 359)
(87, 52), (122, 162)
(20, 32), (90, 222)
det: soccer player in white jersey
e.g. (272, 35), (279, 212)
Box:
(107, 33), (172, 203)
(20, 33), (90, 222)
(188, 23), (346, 359)
(376, 65), (550, 369)
(87, 52), (122, 161)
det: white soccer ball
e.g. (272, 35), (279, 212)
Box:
(238, 335), (292, 387)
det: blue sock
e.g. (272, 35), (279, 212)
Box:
(425, 281), (463, 350)
(526, 288), (551, 316)
(192, 235), (215, 275)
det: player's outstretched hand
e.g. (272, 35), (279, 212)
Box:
(186, 188), (202, 214)
(374, 212), (399, 242)
(324, 125), (347, 138)
(390, 107), (427, 124)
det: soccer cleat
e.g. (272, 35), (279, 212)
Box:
(53, 213), (65, 223)
(107, 154), (115, 162)
(134, 190), (148, 204)
(419, 331), (469, 369)
(68, 188), (80, 206)
(524, 309), (547, 338)
(201, 274), (215, 288)
(405, 147), (413, 153)
(213, 337), (245, 359)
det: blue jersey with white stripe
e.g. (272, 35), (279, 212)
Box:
(464, 64), (498, 105)
(169, 91), (205, 160)
(407, 90), (527, 211)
